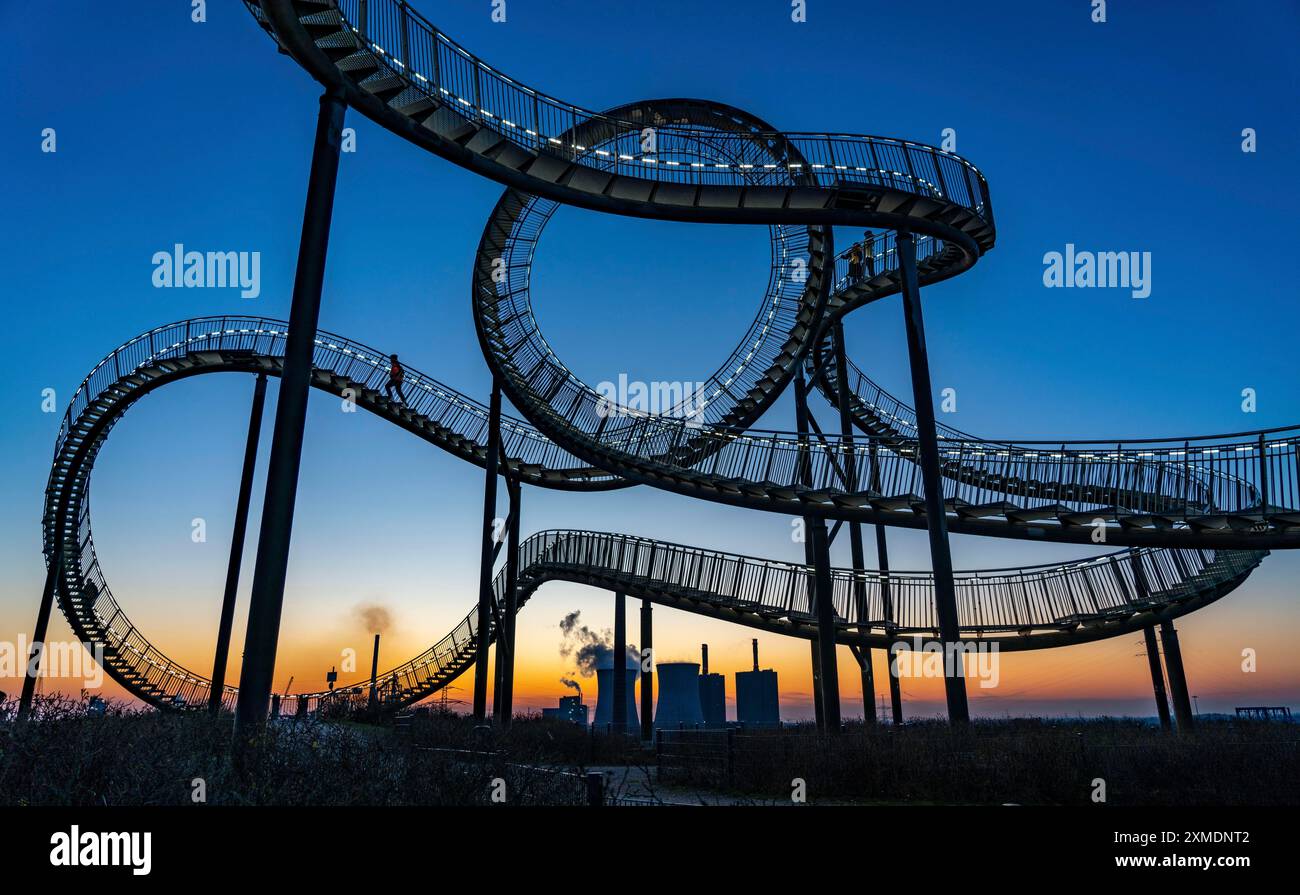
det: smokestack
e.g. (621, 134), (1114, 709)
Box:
(752, 638), (759, 672)
(368, 633), (381, 706)
(699, 648), (726, 728)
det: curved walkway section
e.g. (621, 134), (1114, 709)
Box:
(247, 1), (994, 252)
(41, 319), (1265, 710)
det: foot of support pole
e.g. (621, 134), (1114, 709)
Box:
(810, 521), (841, 733)
(1160, 620), (1195, 730)
(1143, 625), (1172, 730)
(809, 638), (825, 730)
(495, 480), (521, 728)
(860, 655), (877, 725)
(640, 598), (653, 741)
(18, 560), (60, 722)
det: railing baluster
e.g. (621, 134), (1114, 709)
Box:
(1258, 432), (1269, 513)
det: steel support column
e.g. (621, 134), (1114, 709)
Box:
(809, 523), (840, 732)
(472, 382), (503, 724)
(613, 590), (627, 734)
(209, 373), (267, 716)
(809, 637), (824, 729)
(832, 324), (875, 724)
(882, 542), (904, 724)
(1143, 625), (1172, 730)
(368, 634), (381, 708)
(640, 598), (653, 740)
(885, 652), (904, 724)
(18, 559), (60, 721)
(1160, 620), (1195, 730)
(234, 87), (346, 736)
(794, 371), (840, 733)
(494, 479), (521, 727)
(869, 437), (904, 725)
(897, 230), (968, 726)
(859, 661), (876, 724)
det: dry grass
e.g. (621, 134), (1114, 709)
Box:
(0, 696), (592, 806)
(5, 696), (1293, 806)
(659, 718), (1300, 805)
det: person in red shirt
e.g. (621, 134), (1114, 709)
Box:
(384, 354), (408, 405)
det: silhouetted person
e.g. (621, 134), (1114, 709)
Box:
(844, 245), (864, 284)
(385, 354), (408, 405)
(862, 230), (876, 277)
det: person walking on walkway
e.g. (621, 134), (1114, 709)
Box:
(845, 244), (864, 285)
(385, 354), (408, 405)
(862, 230), (877, 277)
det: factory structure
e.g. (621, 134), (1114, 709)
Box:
(699, 644), (726, 727)
(541, 637), (781, 734)
(541, 695), (588, 726)
(736, 639), (780, 728)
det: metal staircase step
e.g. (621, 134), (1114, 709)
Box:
(1006, 504), (1069, 524)
(872, 493), (923, 512)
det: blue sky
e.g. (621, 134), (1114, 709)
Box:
(2, 1), (1298, 717)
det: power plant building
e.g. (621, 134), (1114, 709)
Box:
(542, 695), (588, 726)
(698, 644), (726, 727)
(736, 639), (780, 727)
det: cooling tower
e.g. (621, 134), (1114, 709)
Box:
(654, 662), (704, 729)
(592, 658), (640, 729)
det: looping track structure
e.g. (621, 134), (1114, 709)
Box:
(34, 1), (1297, 716)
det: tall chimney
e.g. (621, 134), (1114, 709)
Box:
(752, 638), (759, 672)
(368, 633), (381, 706)
(701, 643), (709, 676)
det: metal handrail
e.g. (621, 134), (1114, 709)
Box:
(814, 345), (1280, 516)
(828, 348), (1300, 447)
(51, 316), (610, 484)
(319, 1), (992, 221)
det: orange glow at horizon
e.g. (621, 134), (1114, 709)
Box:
(8, 587), (1298, 721)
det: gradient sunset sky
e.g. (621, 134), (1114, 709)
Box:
(2, 1), (1298, 720)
